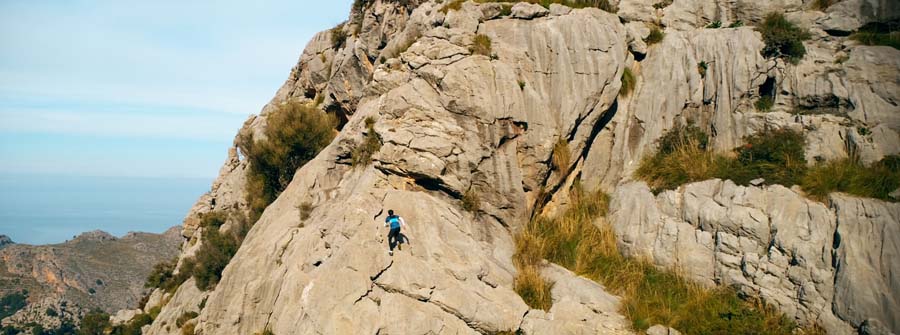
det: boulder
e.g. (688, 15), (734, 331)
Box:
(647, 325), (682, 335)
(511, 3), (550, 19)
(110, 309), (142, 326)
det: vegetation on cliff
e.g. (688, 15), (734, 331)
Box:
(758, 13), (811, 64)
(0, 291), (27, 320)
(637, 126), (900, 202)
(850, 21), (900, 50)
(351, 117), (382, 167)
(513, 184), (798, 333)
(239, 100), (337, 222)
(145, 211), (250, 293)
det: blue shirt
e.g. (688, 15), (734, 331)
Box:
(385, 215), (402, 229)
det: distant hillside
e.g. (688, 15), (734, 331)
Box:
(0, 236), (12, 250)
(0, 227), (181, 331)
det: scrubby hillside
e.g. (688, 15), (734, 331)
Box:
(0, 228), (182, 333)
(129, 1), (898, 334)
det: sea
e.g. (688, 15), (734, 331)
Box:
(0, 174), (211, 245)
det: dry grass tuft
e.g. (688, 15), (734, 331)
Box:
(470, 34), (493, 57)
(620, 67), (636, 97)
(461, 189), (481, 212)
(551, 137), (571, 172)
(513, 265), (553, 310)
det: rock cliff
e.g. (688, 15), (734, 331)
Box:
(143, 1), (899, 334)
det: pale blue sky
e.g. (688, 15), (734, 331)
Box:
(0, 0), (353, 178)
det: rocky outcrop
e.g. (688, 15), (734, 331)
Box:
(146, 0), (899, 334)
(521, 264), (631, 334)
(0, 236), (12, 250)
(609, 180), (900, 334)
(0, 227), (182, 330)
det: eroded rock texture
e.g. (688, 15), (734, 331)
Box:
(141, 0), (899, 334)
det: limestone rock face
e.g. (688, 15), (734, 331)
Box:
(817, 0), (900, 32)
(150, 3), (632, 335)
(144, 1), (900, 334)
(609, 180), (900, 334)
(144, 278), (208, 335)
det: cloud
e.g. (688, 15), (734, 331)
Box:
(0, 0), (352, 177)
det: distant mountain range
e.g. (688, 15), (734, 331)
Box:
(0, 227), (182, 330)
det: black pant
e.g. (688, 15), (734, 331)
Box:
(388, 227), (401, 251)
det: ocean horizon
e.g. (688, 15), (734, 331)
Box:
(0, 173), (211, 245)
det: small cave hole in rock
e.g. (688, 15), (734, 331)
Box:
(327, 104), (351, 130)
(759, 76), (777, 99)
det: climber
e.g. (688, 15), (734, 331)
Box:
(384, 209), (408, 256)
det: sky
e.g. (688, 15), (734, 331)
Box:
(0, 0), (353, 179)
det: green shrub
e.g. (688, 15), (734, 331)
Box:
(706, 21), (722, 28)
(45, 308), (58, 317)
(697, 61), (708, 78)
(636, 127), (724, 193)
(470, 34), (493, 57)
(330, 25), (347, 50)
(239, 100), (336, 222)
(107, 313), (153, 335)
(728, 20), (744, 28)
(78, 311), (111, 335)
(758, 13), (811, 64)
(645, 27), (665, 45)
(802, 155), (900, 201)
(145, 258), (178, 290)
(620, 67), (636, 97)
(351, 117), (382, 167)
(141, 257), (190, 294)
(200, 211), (228, 229)
(657, 125), (709, 155)
(517, 80), (526, 91)
(180, 216), (247, 291)
(729, 128), (807, 186)
(850, 31), (900, 50)
(500, 4), (513, 16)
(0, 291), (27, 319)
(637, 127), (807, 193)
(638, 126), (899, 202)
(755, 96), (774, 112)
